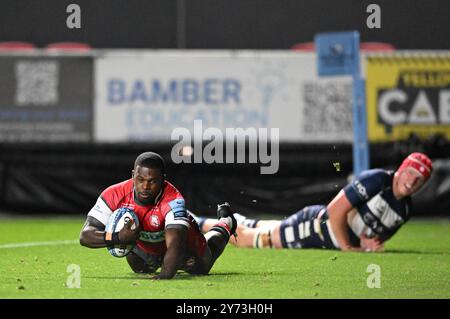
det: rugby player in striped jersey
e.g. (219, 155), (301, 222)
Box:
(194, 153), (432, 252)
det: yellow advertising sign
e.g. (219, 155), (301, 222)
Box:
(366, 55), (450, 142)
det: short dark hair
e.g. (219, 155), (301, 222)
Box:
(134, 152), (165, 174)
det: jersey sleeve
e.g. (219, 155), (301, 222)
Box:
(343, 169), (391, 207)
(87, 196), (113, 226)
(164, 198), (190, 228)
(86, 185), (122, 225)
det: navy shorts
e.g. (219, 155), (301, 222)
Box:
(279, 205), (338, 249)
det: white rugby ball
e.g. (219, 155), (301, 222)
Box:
(105, 208), (140, 257)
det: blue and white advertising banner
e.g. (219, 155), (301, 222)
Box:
(95, 51), (352, 142)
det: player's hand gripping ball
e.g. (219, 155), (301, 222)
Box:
(105, 208), (140, 257)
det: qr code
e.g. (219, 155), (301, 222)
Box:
(15, 60), (59, 106)
(302, 81), (353, 139)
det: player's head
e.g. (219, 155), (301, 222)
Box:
(394, 152), (432, 198)
(132, 152), (166, 205)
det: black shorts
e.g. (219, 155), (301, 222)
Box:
(130, 242), (209, 275)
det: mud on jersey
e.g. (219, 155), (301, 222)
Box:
(87, 179), (196, 255)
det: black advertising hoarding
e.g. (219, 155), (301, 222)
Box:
(0, 55), (93, 142)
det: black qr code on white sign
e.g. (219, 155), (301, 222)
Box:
(15, 60), (59, 106)
(302, 81), (353, 138)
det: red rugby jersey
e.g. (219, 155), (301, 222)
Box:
(87, 179), (193, 255)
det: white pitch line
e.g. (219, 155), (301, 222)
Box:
(0, 239), (78, 249)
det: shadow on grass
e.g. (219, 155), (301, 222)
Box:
(384, 249), (448, 255)
(84, 272), (242, 281)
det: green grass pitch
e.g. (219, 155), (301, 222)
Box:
(0, 217), (449, 299)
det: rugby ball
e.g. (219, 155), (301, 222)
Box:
(105, 207), (140, 257)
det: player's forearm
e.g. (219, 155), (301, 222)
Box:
(158, 228), (187, 279)
(329, 214), (356, 251)
(158, 248), (183, 279)
(327, 190), (359, 251)
(79, 229), (108, 248)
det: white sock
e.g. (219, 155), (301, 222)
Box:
(234, 213), (247, 225)
(234, 213), (258, 228)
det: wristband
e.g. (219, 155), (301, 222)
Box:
(104, 232), (120, 246)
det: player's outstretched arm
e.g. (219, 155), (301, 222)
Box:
(79, 216), (108, 248)
(79, 216), (140, 248)
(152, 225), (188, 280)
(327, 190), (363, 252)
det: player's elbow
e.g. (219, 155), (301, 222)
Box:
(79, 231), (93, 248)
(79, 232), (88, 247)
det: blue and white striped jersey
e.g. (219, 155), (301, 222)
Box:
(343, 169), (412, 242)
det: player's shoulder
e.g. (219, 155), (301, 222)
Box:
(161, 180), (184, 201)
(357, 168), (393, 184)
(159, 180), (185, 214)
(348, 168), (393, 197)
(101, 179), (133, 202)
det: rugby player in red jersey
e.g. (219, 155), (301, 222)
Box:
(80, 152), (236, 279)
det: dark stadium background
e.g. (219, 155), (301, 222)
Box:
(0, 0), (449, 217)
(1, 0), (449, 50)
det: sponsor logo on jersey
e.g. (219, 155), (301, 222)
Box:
(363, 212), (376, 224)
(139, 230), (165, 243)
(174, 210), (187, 218)
(354, 180), (368, 199)
(169, 198), (188, 219)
